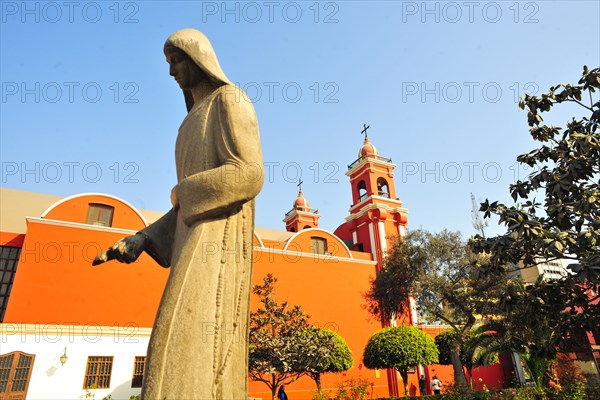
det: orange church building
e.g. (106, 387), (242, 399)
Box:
(0, 137), (506, 399)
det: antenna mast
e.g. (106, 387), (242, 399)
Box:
(471, 193), (488, 237)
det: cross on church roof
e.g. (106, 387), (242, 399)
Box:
(297, 179), (303, 192)
(361, 124), (370, 139)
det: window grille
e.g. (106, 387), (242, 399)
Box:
(311, 237), (328, 255)
(83, 356), (113, 389)
(131, 356), (146, 388)
(0, 246), (21, 322)
(86, 204), (114, 227)
(0, 352), (35, 398)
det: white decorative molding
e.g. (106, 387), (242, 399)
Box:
(346, 157), (396, 177)
(368, 223), (377, 262)
(282, 228), (353, 259)
(26, 217), (139, 235)
(253, 230), (265, 248)
(345, 202), (408, 223)
(254, 246), (375, 265)
(0, 323), (152, 338)
(40, 193), (149, 226)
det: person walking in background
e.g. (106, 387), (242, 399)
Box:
(431, 375), (442, 395)
(419, 375), (427, 396)
(278, 385), (288, 400)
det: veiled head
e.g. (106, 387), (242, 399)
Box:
(165, 47), (205, 91)
(164, 29), (231, 85)
(165, 29), (232, 111)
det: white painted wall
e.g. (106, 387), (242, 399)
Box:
(0, 324), (150, 400)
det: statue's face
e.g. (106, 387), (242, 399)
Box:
(165, 47), (204, 90)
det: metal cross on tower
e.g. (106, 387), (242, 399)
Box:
(297, 178), (303, 192)
(361, 123), (370, 139)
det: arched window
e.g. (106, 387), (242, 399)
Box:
(357, 180), (367, 201)
(310, 237), (328, 255)
(377, 178), (390, 198)
(303, 225), (312, 230)
(289, 227), (296, 232)
(0, 351), (35, 397)
(86, 203), (114, 227)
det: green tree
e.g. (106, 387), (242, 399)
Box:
(469, 279), (570, 395)
(471, 66), (600, 345)
(366, 229), (509, 391)
(435, 329), (467, 366)
(364, 230), (425, 324)
(297, 328), (353, 397)
(362, 326), (439, 396)
(470, 66), (600, 392)
(435, 329), (499, 388)
(249, 274), (311, 400)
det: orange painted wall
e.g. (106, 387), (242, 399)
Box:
(3, 195), (391, 399)
(4, 220), (169, 327)
(43, 194), (148, 230)
(0, 232), (24, 247)
(4, 194), (169, 327)
(248, 247), (387, 399)
(279, 229), (353, 258)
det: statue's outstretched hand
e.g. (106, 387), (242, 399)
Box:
(92, 233), (149, 266)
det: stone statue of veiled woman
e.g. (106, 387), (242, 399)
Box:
(94, 29), (264, 399)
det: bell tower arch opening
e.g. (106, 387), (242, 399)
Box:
(357, 180), (368, 201)
(377, 177), (390, 198)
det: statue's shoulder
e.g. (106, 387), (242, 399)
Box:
(212, 84), (256, 115)
(214, 84), (252, 103)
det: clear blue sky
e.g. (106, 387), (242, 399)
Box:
(1, 1), (599, 238)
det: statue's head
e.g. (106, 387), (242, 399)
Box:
(165, 46), (206, 91)
(164, 29), (231, 111)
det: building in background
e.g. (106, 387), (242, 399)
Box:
(508, 258), (570, 282)
(507, 259), (599, 383)
(0, 137), (508, 399)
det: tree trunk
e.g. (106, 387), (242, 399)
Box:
(315, 373), (322, 397)
(271, 375), (277, 400)
(399, 369), (409, 397)
(450, 321), (475, 393)
(450, 340), (468, 391)
(467, 366), (474, 388)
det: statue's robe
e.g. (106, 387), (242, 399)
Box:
(140, 84), (263, 400)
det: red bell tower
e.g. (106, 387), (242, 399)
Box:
(283, 182), (320, 232)
(335, 127), (408, 270)
(334, 126), (411, 397)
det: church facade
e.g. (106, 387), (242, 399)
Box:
(0, 137), (506, 399)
